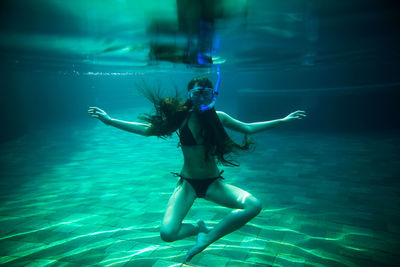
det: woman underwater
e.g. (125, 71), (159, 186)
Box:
(88, 76), (306, 263)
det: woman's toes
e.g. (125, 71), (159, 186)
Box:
(197, 220), (212, 233)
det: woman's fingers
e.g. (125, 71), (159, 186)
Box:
(88, 107), (105, 116)
(294, 111), (306, 117)
(88, 107), (105, 119)
(288, 110), (306, 120)
(88, 107), (102, 112)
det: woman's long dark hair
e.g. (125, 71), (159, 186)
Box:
(138, 77), (253, 166)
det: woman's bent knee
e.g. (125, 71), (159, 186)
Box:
(246, 197), (262, 217)
(160, 226), (177, 243)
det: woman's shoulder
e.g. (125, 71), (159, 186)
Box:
(216, 110), (228, 123)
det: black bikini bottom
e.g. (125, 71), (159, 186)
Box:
(171, 170), (224, 198)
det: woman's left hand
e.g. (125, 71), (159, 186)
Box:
(283, 110), (307, 121)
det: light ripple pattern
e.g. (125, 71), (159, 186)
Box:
(0, 108), (399, 266)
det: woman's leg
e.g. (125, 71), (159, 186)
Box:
(184, 180), (262, 262)
(160, 180), (200, 242)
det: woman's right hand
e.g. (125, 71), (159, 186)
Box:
(88, 107), (112, 125)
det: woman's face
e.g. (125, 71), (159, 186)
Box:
(188, 82), (214, 108)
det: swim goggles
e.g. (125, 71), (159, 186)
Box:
(189, 67), (221, 112)
(188, 86), (214, 100)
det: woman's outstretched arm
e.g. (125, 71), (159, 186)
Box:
(88, 107), (151, 136)
(217, 110), (306, 134)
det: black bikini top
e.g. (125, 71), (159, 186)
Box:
(177, 115), (203, 146)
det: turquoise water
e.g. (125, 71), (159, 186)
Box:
(1, 0), (400, 266)
(1, 108), (399, 266)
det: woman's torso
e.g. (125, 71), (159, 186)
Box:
(179, 112), (220, 179)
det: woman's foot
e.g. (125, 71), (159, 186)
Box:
(197, 220), (212, 234)
(184, 232), (210, 263)
(183, 221), (212, 263)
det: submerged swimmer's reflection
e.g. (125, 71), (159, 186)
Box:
(100, 0), (246, 66)
(88, 76), (306, 263)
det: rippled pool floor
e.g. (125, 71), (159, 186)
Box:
(0, 110), (399, 266)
